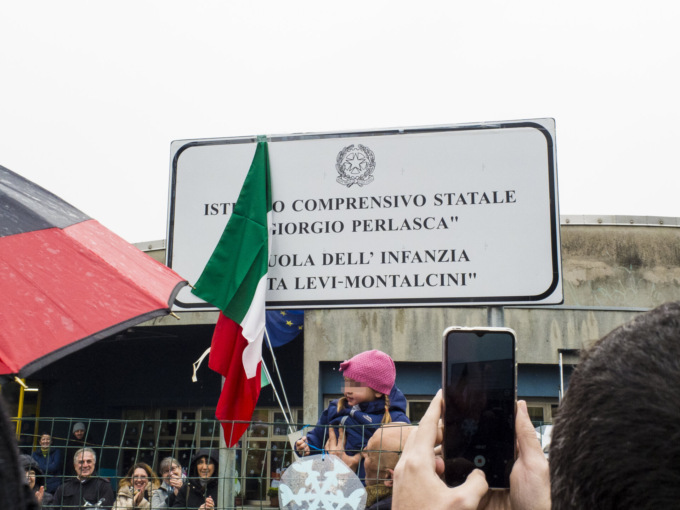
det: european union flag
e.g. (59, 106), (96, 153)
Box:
(265, 310), (304, 347)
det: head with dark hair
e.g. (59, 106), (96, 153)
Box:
(38, 433), (52, 449)
(19, 455), (45, 490)
(190, 448), (219, 481)
(0, 395), (39, 510)
(550, 301), (680, 509)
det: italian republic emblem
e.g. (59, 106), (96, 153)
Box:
(336, 144), (376, 188)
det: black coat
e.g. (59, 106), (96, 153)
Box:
(48, 476), (114, 509)
(169, 477), (218, 509)
(170, 448), (219, 509)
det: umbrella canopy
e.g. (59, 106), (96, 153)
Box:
(0, 165), (187, 377)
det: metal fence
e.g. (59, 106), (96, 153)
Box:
(13, 415), (552, 508)
(14, 415), (306, 508)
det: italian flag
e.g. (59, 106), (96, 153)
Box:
(192, 140), (271, 447)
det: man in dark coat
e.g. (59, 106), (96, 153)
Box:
(48, 448), (113, 509)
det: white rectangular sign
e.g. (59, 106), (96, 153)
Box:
(168, 119), (562, 309)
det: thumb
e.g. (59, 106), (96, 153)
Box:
(338, 426), (347, 446)
(325, 427), (337, 448)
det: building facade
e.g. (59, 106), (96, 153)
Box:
(4, 215), (679, 500)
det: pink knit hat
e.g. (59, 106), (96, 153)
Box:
(339, 350), (396, 395)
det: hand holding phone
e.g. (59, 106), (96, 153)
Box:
(442, 327), (517, 489)
(392, 393), (550, 510)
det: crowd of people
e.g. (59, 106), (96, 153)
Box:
(4, 301), (680, 509)
(18, 445), (215, 509)
(0, 413), (215, 510)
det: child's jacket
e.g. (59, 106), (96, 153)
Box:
(306, 386), (410, 454)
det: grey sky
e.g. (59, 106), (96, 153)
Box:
(1, 0), (678, 243)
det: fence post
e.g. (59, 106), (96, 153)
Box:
(218, 444), (236, 509)
(218, 376), (235, 509)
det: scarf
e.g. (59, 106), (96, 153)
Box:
(364, 484), (392, 507)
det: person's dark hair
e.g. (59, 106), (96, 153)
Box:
(0, 395), (39, 510)
(189, 448), (219, 478)
(550, 301), (680, 509)
(19, 455), (46, 489)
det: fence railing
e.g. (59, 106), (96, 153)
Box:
(14, 416), (301, 506)
(13, 416), (553, 508)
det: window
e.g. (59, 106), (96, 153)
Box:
(524, 399), (559, 425)
(406, 398), (432, 423)
(243, 409), (301, 501)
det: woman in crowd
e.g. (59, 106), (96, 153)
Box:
(31, 434), (62, 495)
(152, 457), (184, 508)
(170, 449), (218, 510)
(20, 455), (53, 508)
(112, 462), (159, 509)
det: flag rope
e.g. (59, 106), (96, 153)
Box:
(191, 347), (211, 382)
(263, 326), (295, 429)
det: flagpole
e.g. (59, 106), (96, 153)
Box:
(260, 356), (293, 430)
(263, 327), (296, 428)
(217, 376), (236, 509)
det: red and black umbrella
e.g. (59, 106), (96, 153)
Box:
(0, 165), (187, 377)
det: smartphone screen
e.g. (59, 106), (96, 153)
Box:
(442, 327), (516, 489)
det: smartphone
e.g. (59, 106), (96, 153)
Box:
(442, 327), (517, 489)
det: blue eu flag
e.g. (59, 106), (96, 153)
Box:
(265, 310), (304, 347)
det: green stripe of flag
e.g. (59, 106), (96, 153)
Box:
(192, 142), (272, 323)
(261, 367), (270, 388)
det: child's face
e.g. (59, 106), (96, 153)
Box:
(343, 378), (382, 406)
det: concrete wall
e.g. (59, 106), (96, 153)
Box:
(300, 218), (680, 423)
(137, 217), (680, 424)
(561, 222), (680, 307)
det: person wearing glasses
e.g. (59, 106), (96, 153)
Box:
(112, 462), (159, 509)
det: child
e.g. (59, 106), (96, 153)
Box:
(296, 350), (410, 456)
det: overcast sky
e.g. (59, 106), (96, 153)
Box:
(1, 1), (678, 244)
